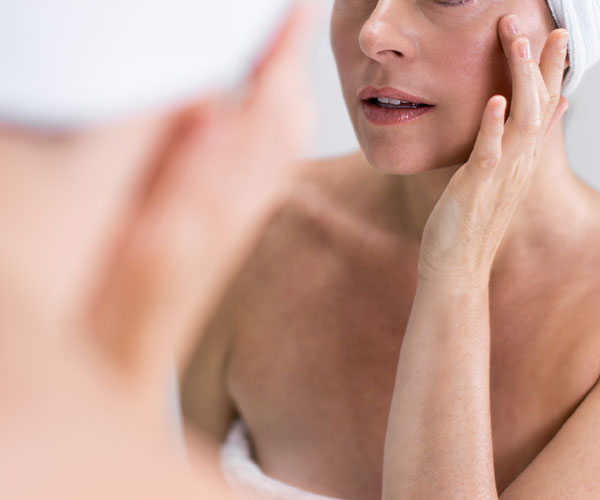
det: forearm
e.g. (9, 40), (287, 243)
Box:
(382, 278), (498, 500)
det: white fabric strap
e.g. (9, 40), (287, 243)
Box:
(546, 0), (600, 96)
(0, 0), (291, 129)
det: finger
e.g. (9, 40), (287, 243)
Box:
(538, 29), (570, 109)
(498, 14), (523, 61)
(244, 0), (319, 155)
(543, 95), (570, 143)
(232, 0), (319, 203)
(540, 29), (569, 94)
(248, 1), (321, 90)
(131, 0), (321, 370)
(86, 104), (227, 393)
(498, 14), (541, 148)
(500, 24), (543, 159)
(536, 30), (569, 150)
(465, 96), (507, 175)
(88, 3), (322, 392)
(498, 15), (557, 160)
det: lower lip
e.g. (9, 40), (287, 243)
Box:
(360, 101), (434, 126)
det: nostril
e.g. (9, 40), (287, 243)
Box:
(358, 22), (408, 61)
(358, 21), (382, 55)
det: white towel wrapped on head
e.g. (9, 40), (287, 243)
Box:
(0, 0), (291, 130)
(546, 0), (600, 96)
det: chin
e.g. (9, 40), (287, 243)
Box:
(357, 128), (475, 175)
(358, 139), (443, 175)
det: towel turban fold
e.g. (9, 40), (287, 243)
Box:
(0, 0), (291, 129)
(546, 0), (600, 96)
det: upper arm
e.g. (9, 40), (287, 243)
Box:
(499, 375), (600, 500)
(180, 298), (238, 445)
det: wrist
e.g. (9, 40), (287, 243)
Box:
(417, 269), (490, 293)
(415, 277), (490, 319)
(416, 278), (490, 301)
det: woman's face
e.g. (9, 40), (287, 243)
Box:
(331, 0), (560, 174)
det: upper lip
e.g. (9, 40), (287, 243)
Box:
(359, 86), (434, 106)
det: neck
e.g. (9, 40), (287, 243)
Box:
(367, 121), (597, 274)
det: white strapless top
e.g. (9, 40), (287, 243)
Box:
(220, 419), (343, 500)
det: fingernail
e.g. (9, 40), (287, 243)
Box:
(507, 16), (520, 35)
(519, 39), (531, 60)
(557, 32), (569, 51)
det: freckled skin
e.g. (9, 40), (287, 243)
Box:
(330, 0), (559, 174)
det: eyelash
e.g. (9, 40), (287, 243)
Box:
(437, 0), (472, 6)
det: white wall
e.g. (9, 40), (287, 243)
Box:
(564, 63), (600, 189)
(306, 1), (600, 190)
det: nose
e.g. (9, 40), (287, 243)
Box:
(358, 1), (417, 63)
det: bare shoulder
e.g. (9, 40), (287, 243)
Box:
(550, 211), (600, 387)
(192, 151), (371, 334)
(199, 149), (408, 326)
(224, 151), (375, 304)
(231, 149), (403, 300)
(180, 151), (374, 437)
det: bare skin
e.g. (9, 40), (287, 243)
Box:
(183, 147), (600, 499)
(0, 4), (318, 499)
(182, 2), (600, 499)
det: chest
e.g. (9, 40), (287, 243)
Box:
(227, 243), (600, 499)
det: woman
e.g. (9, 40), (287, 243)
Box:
(0, 1), (318, 498)
(181, 0), (600, 499)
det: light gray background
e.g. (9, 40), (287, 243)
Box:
(305, 1), (600, 190)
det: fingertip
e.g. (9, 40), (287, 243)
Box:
(248, 0), (320, 87)
(491, 96), (507, 120)
(282, 0), (322, 41)
(295, 0), (326, 25)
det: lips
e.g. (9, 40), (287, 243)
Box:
(358, 85), (435, 126)
(358, 86), (434, 107)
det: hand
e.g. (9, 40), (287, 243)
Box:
(418, 14), (570, 287)
(87, 1), (319, 386)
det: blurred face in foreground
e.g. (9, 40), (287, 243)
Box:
(0, 5), (316, 337)
(0, 5), (317, 500)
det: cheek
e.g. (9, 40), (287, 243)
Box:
(330, 15), (355, 83)
(330, 6), (367, 99)
(399, 33), (513, 171)
(434, 31), (511, 142)
(437, 29), (510, 100)
(330, 12), (518, 172)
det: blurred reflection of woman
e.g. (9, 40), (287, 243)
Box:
(0, 1), (317, 499)
(182, 1), (600, 499)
